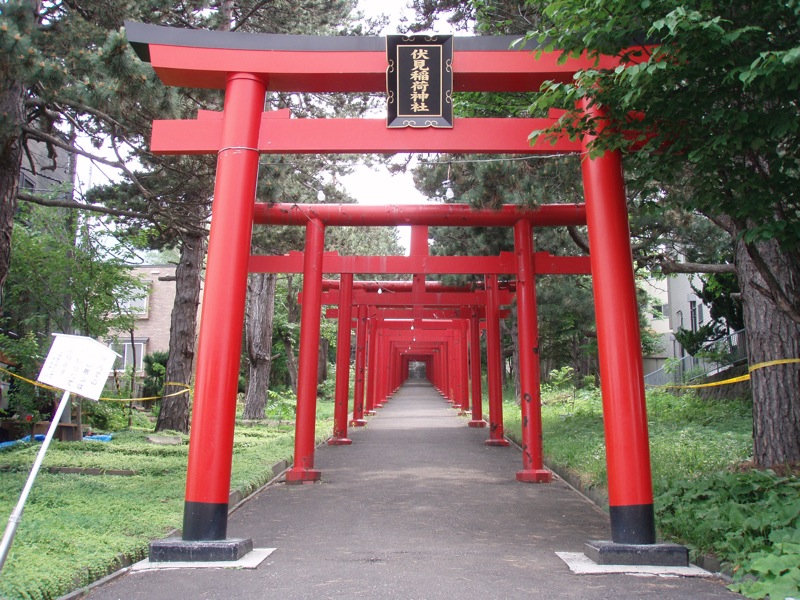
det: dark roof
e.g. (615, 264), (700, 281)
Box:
(123, 21), (539, 63)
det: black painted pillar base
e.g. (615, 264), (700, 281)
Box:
(149, 537), (253, 562)
(585, 540), (688, 567)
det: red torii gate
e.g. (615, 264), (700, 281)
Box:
(323, 285), (511, 433)
(252, 210), (590, 474)
(126, 22), (674, 564)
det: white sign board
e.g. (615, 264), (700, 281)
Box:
(37, 334), (120, 401)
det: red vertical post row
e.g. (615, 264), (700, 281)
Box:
(452, 326), (462, 409)
(458, 314), (471, 413)
(468, 309), (486, 428)
(183, 73), (265, 541)
(329, 273), (353, 446)
(375, 326), (388, 406)
(433, 347), (444, 395)
(514, 219), (551, 483)
(443, 337), (453, 402)
(286, 218), (326, 483)
(484, 274), (509, 446)
(373, 324), (384, 408)
(351, 305), (368, 427)
(365, 313), (378, 414)
(581, 99), (655, 544)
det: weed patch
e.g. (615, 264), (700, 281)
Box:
(504, 385), (797, 600)
(0, 412), (331, 600)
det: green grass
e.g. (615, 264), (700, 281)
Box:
(503, 385), (799, 600)
(504, 386), (753, 493)
(0, 398), (334, 600)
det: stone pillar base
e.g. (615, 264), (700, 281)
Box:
(149, 538), (253, 562)
(584, 540), (688, 566)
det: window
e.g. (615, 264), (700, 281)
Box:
(110, 340), (147, 372)
(120, 291), (149, 316)
(20, 174), (36, 192)
(689, 300), (698, 332)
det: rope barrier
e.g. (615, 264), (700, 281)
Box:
(0, 366), (191, 403)
(645, 358), (800, 389)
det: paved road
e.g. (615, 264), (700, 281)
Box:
(86, 380), (740, 599)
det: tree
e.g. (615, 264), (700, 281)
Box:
(3, 203), (146, 339)
(525, 0), (800, 466)
(0, 0), (179, 296)
(3, 0), (376, 432)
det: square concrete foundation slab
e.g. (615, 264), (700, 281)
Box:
(133, 548), (275, 571)
(585, 540), (688, 566)
(149, 537), (253, 562)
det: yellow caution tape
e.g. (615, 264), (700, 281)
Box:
(98, 383), (191, 403)
(749, 358), (800, 373)
(646, 358), (799, 389)
(0, 366), (61, 392)
(0, 366), (191, 402)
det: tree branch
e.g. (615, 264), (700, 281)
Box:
(18, 192), (150, 220)
(660, 260), (736, 275)
(567, 225), (590, 254)
(21, 125), (124, 169)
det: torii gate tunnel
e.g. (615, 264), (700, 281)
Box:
(126, 22), (668, 561)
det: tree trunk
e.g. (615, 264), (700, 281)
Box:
(0, 0), (38, 304)
(242, 272), (276, 420)
(736, 237), (800, 467)
(317, 337), (328, 385)
(285, 337), (298, 393)
(284, 274), (299, 393)
(156, 232), (206, 433)
(0, 72), (26, 304)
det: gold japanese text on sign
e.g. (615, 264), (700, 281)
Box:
(387, 35), (453, 128)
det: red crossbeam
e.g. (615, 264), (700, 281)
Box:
(151, 115), (580, 155)
(253, 203), (586, 227)
(249, 251), (589, 276)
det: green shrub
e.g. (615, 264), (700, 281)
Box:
(514, 383), (795, 600)
(657, 469), (800, 599)
(141, 351), (169, 399)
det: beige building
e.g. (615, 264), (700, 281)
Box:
(110, 264), (179, 373)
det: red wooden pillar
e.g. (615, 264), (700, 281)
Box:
(443, 336), (453, 402)
(484, 274), (509, 446)
(351, 304), (368, 427)
(514, 219), (551, 483)
(286, 218), (325, 483)
(182, 73), (265, 541)
(433, 347), (444, 395)
(329, 273), (353, 446)
(383, 338), (393, 401)
(468, 308), (486, 428)
(581, 100), (655, 544)
(447, 330), (459, 405)
(457, 314), (470, 413)
(365, 313), (379, 414)
(373, 325), (384, 408)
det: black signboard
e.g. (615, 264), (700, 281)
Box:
(387, 35), (453, 128)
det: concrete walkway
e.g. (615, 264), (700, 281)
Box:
(86, 380), (740, 599)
